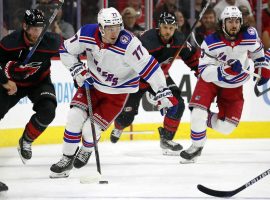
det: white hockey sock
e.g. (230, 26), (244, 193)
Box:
(62, 107), (88, 156)
(211, 117), (237, 135)
(190, 108), (208, 147)
(81, 118), (102, 152)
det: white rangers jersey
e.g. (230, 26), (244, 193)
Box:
(59, 24), (167, 94)
(199, 27), (267, 88)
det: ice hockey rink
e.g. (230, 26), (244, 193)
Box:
(0, 139), (270, 200)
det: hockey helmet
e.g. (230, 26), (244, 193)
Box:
(24, 9), (45, 27)
(159, 12), (177, 26)
(97, 7), (123, 30)
(220, 6), (243, 25)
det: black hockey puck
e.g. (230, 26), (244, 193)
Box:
(99, 180), (109, 184)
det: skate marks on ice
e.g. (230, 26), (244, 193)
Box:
(0, 139), (269, 199)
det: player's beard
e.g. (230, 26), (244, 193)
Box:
(161, 34), (172, 42)
(227, 28), (239, 37)
(25, 32), (39, 46)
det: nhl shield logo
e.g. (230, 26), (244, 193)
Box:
(120, 35), (130, 44)
(247, 27), (255, 35)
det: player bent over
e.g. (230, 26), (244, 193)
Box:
(110, 12), (199, 156)
(180, 6), (270, 163)
(50, 7), (178, 178)
(0, 9), (61, 164)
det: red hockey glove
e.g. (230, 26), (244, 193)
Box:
(255, 67), (270, 86)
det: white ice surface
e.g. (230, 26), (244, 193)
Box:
(0, 139), (270, 200)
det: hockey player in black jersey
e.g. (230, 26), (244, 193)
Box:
(111, 12), (200, 155)
(0, 9), (61, 164)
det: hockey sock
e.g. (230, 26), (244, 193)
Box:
(190, 108), (208, 146)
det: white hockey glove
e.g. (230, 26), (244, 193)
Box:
(70, 63), (91, 87)
(154, 88), (178, 116)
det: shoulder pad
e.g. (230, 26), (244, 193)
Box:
(172, 30), (186, 45)
(204, 33), (220, 46)
(43, 32), (62, 51)
(114, 30), (134, 49)
(242, 27), (257, 40)
(80, 24), (99, 37)
(139, 29), (160, 51)
(0, 30), (23, 50)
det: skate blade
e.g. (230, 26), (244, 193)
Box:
(162, 149), (181, 156)
(50, 171), (70, 179)
(17, 147), (28, 165)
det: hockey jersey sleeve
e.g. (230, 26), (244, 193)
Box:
(124, 36), (167, 92)
(198, 41), (221, 82)
(247, 28), (269, 69)
(59, 29), (86, 70)
(179, 42), (200, 75)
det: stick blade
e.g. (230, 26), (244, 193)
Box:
(254, 83), (270, 97)
(80, 171), (102, 184)
(197, 184), (236, 198)
(80, 172), (108, 184)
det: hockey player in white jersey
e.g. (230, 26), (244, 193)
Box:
(180, 6), (270, 163)
(50, 7), (178, 178)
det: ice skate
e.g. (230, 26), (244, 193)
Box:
(180, 144), (203, 164)
(17, 137), (32, 164)
(158, 127), (183, 156)
(0, 181), (8, 192)
(50, 148), (78, 178)
(73, 147), (92, 169)
(110, 128), (123, 143)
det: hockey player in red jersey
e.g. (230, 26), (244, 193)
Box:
(110, 12), (200, 155)
(50, 7), (178, 178)
(0, 9), (61, 164)
(180, 6), (270, 163)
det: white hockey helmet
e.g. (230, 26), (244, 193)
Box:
(220, 6), (243, 25)
(97, 7), (123, 30)
(220, 6), (242, 37)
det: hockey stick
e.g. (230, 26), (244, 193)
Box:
(171, 0), (211, 64)
(254, 82), (270, 97)
(197, 168), (270, 197)
(23, 0), (64, 65)
(80, 82), (108, 184)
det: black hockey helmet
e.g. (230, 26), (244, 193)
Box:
(24, 9), (45, 27)
(159, 12), (176, 26)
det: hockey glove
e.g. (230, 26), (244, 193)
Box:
(70, 63), (91, 87)
(154, 88), (178, 116)
(224, 59), (243, 75)
(254, 67), (270, 86)
(5, 61), (41, 81)
(217, 59), (242, 81)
